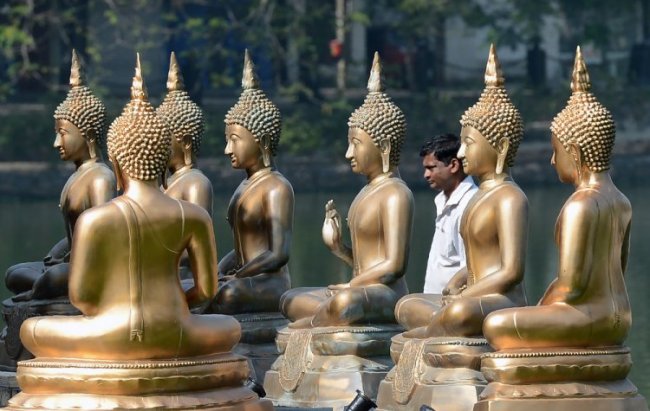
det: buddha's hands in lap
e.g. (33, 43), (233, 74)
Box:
(442, 292), (462, 306)
(326, 282), (350, 297)
(322, 200), (343, 252)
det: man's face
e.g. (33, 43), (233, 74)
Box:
(345, 127), (382, 176)
(422, 152), (457, 192)
(53, 119), (86, 162)
(224, 124), (260, 170)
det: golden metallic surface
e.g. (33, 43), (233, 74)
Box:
(6, 55), (267, 410)
(208, 50), (293, 315)
(280, 52), (413, 328)
(4, 50), (115, 301)
(482, 47), (631, 351)
(158, 52), (212, 215)
(473, 47), (647, 411)
(397, 45), (528, 338)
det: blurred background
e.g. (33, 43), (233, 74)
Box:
(1, 0), (650, 163)
(1, 0), (650, 397)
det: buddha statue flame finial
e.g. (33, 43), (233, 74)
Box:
(131, 52), (148, 101)
(242, 48), (260, 90)
(571, 46), (591, 93)
(157, 52), (204, 155)
(367, 51), (385, 93)
(460, 44), (523, 167)
(551, 46), (615, 172)
(225, 49), (281, 155)
(484, 43), (505, 87)
(166, 51), (185, 92)
(69, 49), (85, 88)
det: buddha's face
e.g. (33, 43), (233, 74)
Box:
(551, 133), (577, 184)
(53, 119), (87, 162)
(458, 126), (497, 178)
(345, 128), (382, 176)
(225, 124), (260, 170)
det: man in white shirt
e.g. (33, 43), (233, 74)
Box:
(421, 134), (477, 294)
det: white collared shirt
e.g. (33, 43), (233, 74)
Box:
(423, 176), (478, 294)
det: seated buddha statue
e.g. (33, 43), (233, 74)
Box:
(9, 55), (269, 411)
(206, 50), (293, 316)
(280, 52), (413, 329)
(5, 50), (115, 302)
(483, 47), (631, 350)
(157, 52), (213, 216)
(399, 44), (528, 339)
(156, 52), (213, 291)
(474, 47), (647, 411)
(18, 55), (239, 360)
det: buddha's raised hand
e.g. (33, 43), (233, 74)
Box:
(322, 199), (342, 251)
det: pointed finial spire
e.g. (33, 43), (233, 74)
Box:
(131, 52), (148, 101)
(69, 49), (85, 88)
(166, 51), (185, 91)
(367, 51), (385, 92)
(242, 49), (260, 90)
(571, 46), (591, 93)
(484, 44), (505, 87)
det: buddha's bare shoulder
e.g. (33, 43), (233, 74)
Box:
(262, 171), (294, 196)
(178, 199), (212, 224)
(73, 201), (121, 232)
(381, 177), (413, 200)
(560, 191), (600, 221)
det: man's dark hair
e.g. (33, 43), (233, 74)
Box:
(420, 133), (461, 165)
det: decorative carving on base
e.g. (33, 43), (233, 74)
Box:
(263, 325), (401, 410)
(376, 334), (490, 411)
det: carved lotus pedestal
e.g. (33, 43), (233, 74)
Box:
(263, 325), (402, 410)
(233, 312), (288, 382)
(376, 334), (491, 411)
(6, 353), (273, 410)
(474, 346), (649, 411)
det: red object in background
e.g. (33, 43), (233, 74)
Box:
(329, 39), (344, 59)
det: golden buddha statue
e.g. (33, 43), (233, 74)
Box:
(375, 44), (528, 411)
(207, 50), (293, 316)
(5, 50), (115, 302)
(279, 52), (413, 329)
(264, 52), (412, 409)
(8, 55), (269, 410)
(157, 52), (213, 216)
(398, 44), (528, 339)
(475, 48), (647, 411)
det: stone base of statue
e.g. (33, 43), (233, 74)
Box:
(233, 312), (288, 381)
(6, 353), (272, 410)
(474, 346), (649, 411)
(376, 334), (490, 411)
(263, 324), (403, 410)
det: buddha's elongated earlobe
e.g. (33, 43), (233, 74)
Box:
(495, 137), (510, 175)
(260, 134), (271, 168)
(380, 137), (391, 173)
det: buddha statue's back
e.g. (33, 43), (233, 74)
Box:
(7, 54), (271, 411)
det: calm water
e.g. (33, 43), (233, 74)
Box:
(1, 185), (649, 397)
